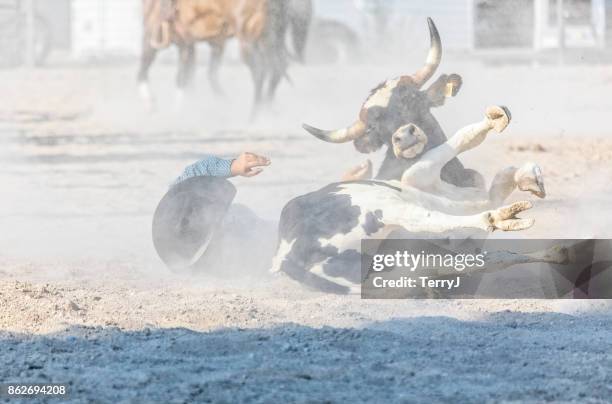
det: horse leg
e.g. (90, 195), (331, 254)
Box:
(176, 43), (196, 111)
(262, 32), (288, 102)
(262, 0), (290, 101)
(266, 51), (287, 102)
(208, 42), (225, 95)
(242, 43), (265, 118)
(137, 38), (158, 112)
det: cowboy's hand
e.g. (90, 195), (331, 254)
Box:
(231, 152), (271, 177)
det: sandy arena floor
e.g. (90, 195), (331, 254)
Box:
(1, 60), (612, 403)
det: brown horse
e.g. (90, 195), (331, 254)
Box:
(205, 0), (313, 95)
(137, 0), (291, 112)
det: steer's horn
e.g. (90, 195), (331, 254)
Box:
(302, 120), (366, 143)
(411, 17), (442, 88)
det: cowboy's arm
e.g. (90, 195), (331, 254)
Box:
(172, 152), (271, 185)
(173, 155), (233, 185)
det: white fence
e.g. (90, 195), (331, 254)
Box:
(17, 0), (610, 62)
(71, 0), (142, 59)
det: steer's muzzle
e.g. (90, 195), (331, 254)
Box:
(392, 124), (428, 159)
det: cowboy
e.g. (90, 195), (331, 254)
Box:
(153, 151), (372, 276)
(153, 152), (274, 277)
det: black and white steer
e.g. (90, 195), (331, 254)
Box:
(271, 106), (551, 294)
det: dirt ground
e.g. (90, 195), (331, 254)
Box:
(1, 59), (612, 403)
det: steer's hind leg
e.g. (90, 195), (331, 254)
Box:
(515, 162), (546, 198)
(385, 201), (534, 234)
(430, 243), (572, 277)
(271, 240), (359, 295)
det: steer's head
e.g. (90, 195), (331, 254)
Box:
(303, 18), (462, 180)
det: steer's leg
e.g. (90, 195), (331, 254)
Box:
(514, 162), (546, 198)
(427, 243), (572, 277)
(137, 37), (158, 112)
(385, 200), (534, 234)
(405, 162), (545, 214)
(271, 239), (365, 295)
(402, 106), (511, 190)
(489, 162), (546, 205)
(342, 160), (373, 181)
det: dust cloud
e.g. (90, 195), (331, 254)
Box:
(2, 3), (612, 400)
(2, 52), (611, 266)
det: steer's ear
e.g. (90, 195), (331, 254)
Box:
(425, 74), (463, 107)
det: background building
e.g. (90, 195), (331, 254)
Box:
(5, 0), (612, 66)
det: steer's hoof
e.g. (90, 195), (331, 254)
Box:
(485, 201), (534, 232)
(515, 162), (546, 198)
(342, 159), (373, 181)
(486, 105), (511, 133)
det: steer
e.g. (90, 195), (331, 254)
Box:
(302, 18), (480, 187)
(271, 106), (552, 294)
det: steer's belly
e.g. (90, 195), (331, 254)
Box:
(272, 181), (404, 293)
